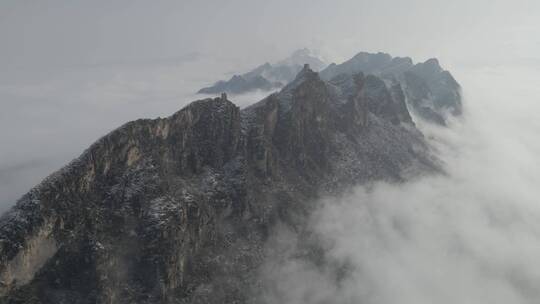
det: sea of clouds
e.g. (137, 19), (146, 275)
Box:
(258, 65), (540, 304)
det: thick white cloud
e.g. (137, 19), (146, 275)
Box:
(260, 66), (540, 303)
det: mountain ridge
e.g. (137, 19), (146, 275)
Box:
(0, 53), (457, 303)
(320, 52), (461, 125)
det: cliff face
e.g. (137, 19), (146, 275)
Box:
(320, 52), (462, 125)
(0, 60), (447, 303)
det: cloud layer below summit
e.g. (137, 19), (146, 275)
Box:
(260, 66), (540, 303)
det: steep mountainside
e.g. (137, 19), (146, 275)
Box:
(320, 52), (462, 125)
(197, 49), (326, 95)
(0, 54), (458, 303)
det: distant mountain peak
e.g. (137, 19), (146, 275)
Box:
(291, 47), (311, 56)
(197, 48), (327, 95)
(277, 48), (326, 71)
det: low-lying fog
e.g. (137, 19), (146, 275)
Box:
(259, 66), (540, 303)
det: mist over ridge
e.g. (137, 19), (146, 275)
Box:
(259, 66), (540, 303)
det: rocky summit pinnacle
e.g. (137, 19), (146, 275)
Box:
(0, 51), (460, 304)
(320, 52), (461, 124)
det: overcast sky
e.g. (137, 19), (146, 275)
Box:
(1, 0), (540, 208)
(2, 0), (540, 71)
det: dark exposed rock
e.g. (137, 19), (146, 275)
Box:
(320, 52), (411, 78)
(320, 52), (462, 124)
(406, 58), (462, 116)
(0, 54), (455, 303)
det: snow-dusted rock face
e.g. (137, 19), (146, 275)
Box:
(0, 55), (456, 303)
(320, 52), (462, 125)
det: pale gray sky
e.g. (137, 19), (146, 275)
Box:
(1, 0), (540, 71)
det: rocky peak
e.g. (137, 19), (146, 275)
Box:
(424, 58), (441, 69)
(297, 63), (315, 78)
(405, 57), (462, 117)
(320, 52), (398, 80)
(412, 58), (443, 75)
(274, 63), (319, 106)
(277, 48), (326, 71)
(320, 52), (461, 124)
(352, 51), (392, 64)
(230, 74), (243, 81)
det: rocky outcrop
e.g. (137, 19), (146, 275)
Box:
(320, 52), (462, 125)
(0, 55), (451, 303)
(405, 58), (462, 117)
